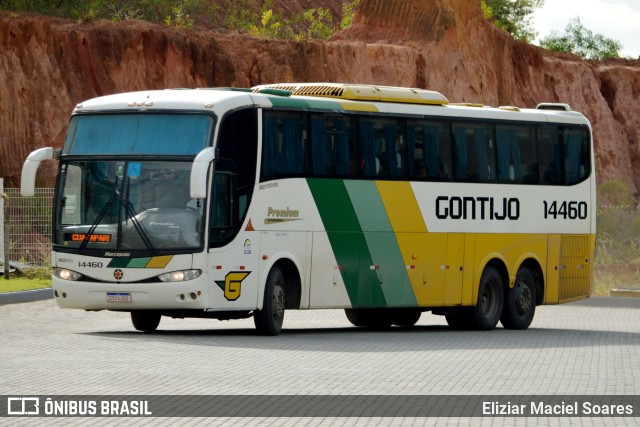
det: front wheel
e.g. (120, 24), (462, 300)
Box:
(254, 266), (286, 336)
(131, 311), (161, 332)
(501, 267), (536, 330)
(468, 266), (504, 330)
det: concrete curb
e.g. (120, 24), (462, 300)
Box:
(609, 288), (640, 298)
(0, 288), (53, 305)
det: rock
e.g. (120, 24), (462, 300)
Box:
(1, 1), (639, 193)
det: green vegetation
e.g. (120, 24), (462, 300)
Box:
(1, 276), (51, 293)
(539, 16), (622, 60)
(2, 0), (361, 40)
(595, 180), (640, 294)
(481, 0), (543, 42)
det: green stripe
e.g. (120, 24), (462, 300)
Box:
(307, 179), (386, 307)
(128, 257), (151, 268)
(107, 258), (129, 268)
(107, 257), (151, 268)
(344, 181), (417, 307)
(265, 96), (342, 111)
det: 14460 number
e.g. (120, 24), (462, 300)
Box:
(543, 200), (587, 219)
(78, 261), (103, 268)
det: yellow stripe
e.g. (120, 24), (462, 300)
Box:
(337, 100), (379, 112)
(375, 181), (441, 305)
(374, 181), (593, 308)
(146, 255), (173, 268)
(375, 181), (426, 232)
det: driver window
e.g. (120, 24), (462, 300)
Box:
(209, 172), (234, 246)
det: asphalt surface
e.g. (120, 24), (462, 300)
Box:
(1, 295), (639, 426)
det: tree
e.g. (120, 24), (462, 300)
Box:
(539, 16), (621, 60)
(482, 0), (544, 42)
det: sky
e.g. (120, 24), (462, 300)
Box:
(532, 0), (640, 59)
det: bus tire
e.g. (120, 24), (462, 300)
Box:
(345, 308), (367, 327)
(501, 267), (536, 330)
(445, 310), (472, 330)
(131, 311), (161, 332)
(469, 266), (504, 330)
(393, 309), (422, 327)
(344, 308), (394, 328)
(254, 266), (286, 336)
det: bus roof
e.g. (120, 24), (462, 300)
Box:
(72, 88), (259, 114)
(72, 84), (590, 126)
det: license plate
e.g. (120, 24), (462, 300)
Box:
(106, 292), (131, 303)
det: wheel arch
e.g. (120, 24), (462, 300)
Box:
(258, 255), (302, 310)
(476, 257), (509, 305)
(518, 257), (545, 306)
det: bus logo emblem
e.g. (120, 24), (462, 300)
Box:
(216, 271), (251, 301)
(114, 269), (124, 280)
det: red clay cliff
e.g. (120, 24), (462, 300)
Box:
(1, 0), (639, 193)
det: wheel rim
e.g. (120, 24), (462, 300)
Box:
(272, 284), (285, 321)
(514, 280), (533, 315)
(480, 280), (499, 318)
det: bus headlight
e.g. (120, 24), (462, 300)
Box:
(158, 269), (202, 282)
(53, 268), (83, 281)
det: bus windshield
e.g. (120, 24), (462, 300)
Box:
(63, 113), (214, 155)
(55, 160), (206, 252)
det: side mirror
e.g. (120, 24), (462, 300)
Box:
(190, 147), (216, 199)
(21, 147), (55, 197)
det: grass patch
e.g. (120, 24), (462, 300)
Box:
(595, 267), (640, 295)
(594, 180), (640, 295)
(0, 277), (51, 293)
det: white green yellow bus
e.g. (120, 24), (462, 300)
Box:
(21, 83), (595, 335)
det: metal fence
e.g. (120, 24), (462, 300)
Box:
(1, 179), (639, 279)
(2, 185), (54, 268)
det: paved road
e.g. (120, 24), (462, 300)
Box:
(1, 297), (639, 426)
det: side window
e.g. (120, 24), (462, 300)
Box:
(218, 108), (257, 223)
(60, 164), (82, 225)
(218, 108), (257, 192)
(359, 117), (406, 178)
(310, 114), (357, 177)
(538, 126), (562, 185)
(496, 125), (537, 183)
(452, 122), (495, 182)
(562, 126), (590, 185)
(407, 119), (450, 180)
(209, 172), (235, 246)
(261, 111), (308, 181)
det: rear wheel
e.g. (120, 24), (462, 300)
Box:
(344, 308), (394, 328)
(131, 311), (161, 332)
(254, 266), (286, 336)
(445, 310), (472, 330)
(468, 266), (504, 330)
(501, 267), (536, 330)
(393, 309), (422, 327)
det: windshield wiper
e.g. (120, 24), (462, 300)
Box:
(79, 187), (117, 252)
(121, 197), (156, 253)
(121, 172), (156, 253)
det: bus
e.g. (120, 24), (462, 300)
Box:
(21, 83), (595, 335)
